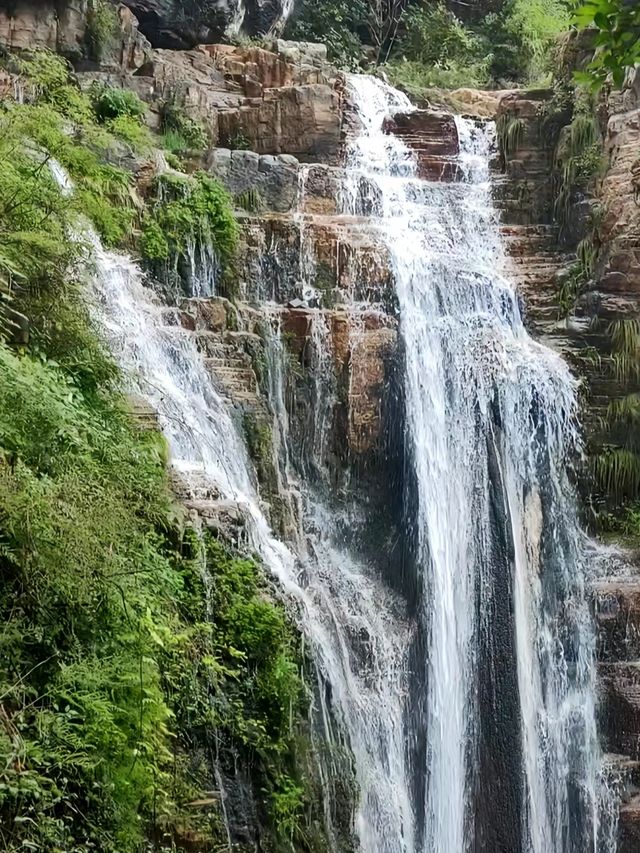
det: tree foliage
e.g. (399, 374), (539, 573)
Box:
(573, 0), (640, 89)
(287, 0), (572, 85)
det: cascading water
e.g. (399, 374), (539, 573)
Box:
(341, 74), (615, 852)
(226, 0), (295, 38)
(73, 185), (414, 850)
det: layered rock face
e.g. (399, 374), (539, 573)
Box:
(598, 73), (640, 321)
(81, 38), (343, 160)
(4, 2), (640, 844)
(495, 71), (640, 852)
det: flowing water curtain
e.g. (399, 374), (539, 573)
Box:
(343, 73), (616, 852)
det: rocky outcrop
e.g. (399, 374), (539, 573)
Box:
(120, 0), (232, 48)
(203, 149), (299, 212)
(597, 71), (640, 320)
(0, 0), (89, 56)
(280, 306), (398, 456)
(0, 1), (151, 69)
(450, 87), (516, 118)
(82, 41), (343, 160)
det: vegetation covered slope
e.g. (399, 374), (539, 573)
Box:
(0, 50), (331, 853)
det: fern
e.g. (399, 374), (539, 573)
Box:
(608, 318), (640, 356)
(497, 115), (526, 158)
(594, 447), (640, 503)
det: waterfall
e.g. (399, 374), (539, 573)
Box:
(59, 69), (617, 851)
(342, 74), (615, 852)
(226, 0), (295, 38)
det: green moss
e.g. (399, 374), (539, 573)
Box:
(243, 411), (276, 487)
(236, 186), (264, 213)
(141, 171), (238, 269)
(105, 112), (153, 151)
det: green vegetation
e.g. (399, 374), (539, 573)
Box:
(286, 0), (571, 86)
(573, 0), (640, 89)
(587, 319), (640, 526)
(90, 83), (146, 123)
(494, 0), (571, 82)
(386, 3), (491, 91)
(236, 186), (265, 213)
(0, 44), (333, 853)
(140, 172), (238, 274)
(496, 115), (525, 157)
(0, 348), (315, 850)
(285, 0), (367, 69)
(85, 0), (118, 63)
(160, 101), (208, 151)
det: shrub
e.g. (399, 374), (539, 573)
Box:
(283, 0), (366, 69)
(140, 172), (238, 267)
(573, 0), (640, 90)
(160, 101), (207, 150)
(90, 83), (146, 123)
(386, 2), (491, 92)
(393, 2), (481, 68)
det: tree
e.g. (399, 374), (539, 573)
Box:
(573, 0), (640, 88)
(367, 0), (411, 63)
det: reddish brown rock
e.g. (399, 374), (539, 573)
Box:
(620, 795), (640, 853)
(280, 307), (398, 455)
(450, 87), (516, 119)
(384, 109), (461, 182)
(0, 1), (151, 71)
(595, 578), (640, 662)
(103, 42), (343, 161)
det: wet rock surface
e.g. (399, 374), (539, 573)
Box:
(120, 0), (232, 48)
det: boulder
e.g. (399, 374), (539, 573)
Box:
(451, 87), (517, 119)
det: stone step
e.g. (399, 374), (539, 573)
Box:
(604, 753), (640, 800)
(204, 363), (257, 383)
(620, 794), (640, 853)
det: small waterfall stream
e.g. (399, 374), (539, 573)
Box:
(69, 72), (617, 852)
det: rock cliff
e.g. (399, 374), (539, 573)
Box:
(494, 65), (640, 851)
